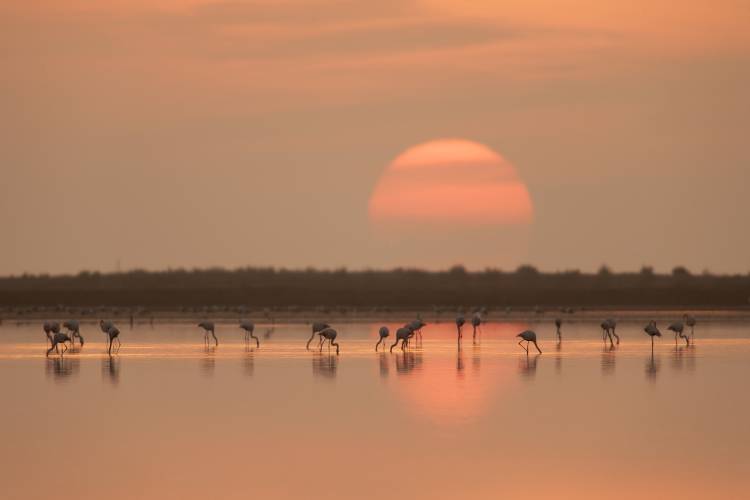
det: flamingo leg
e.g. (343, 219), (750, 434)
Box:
(518, 339), (528, 353)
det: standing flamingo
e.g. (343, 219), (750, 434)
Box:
(408, 318), (426, 342)
(100, 320), (114, 345)
(554, 318), (562, 341)
(239, 320), (259, 348)
(684, 314), (696, 340)
(517, 330), (542, 354)
(644, 321), (661, 352)
(63, 320), (84, 347)
(375, 326), (389, 351)
(389, 327), (412, 353)
(198, 321), (218, 346)
(318, 327), (340, 355)
(455, 315), (465, 346)
(471, 313), (482, 342)
(306, 322), (330, 350)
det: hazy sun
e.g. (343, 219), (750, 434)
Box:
(368, 138), (533, 228)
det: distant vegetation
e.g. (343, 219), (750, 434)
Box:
(1, 265), (749, 310)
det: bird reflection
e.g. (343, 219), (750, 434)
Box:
(472, 344), (480, 372)
(395, 351), (421, 375)
(670, 345), (697, 373)
(244, 345), (255, 376)
(201, 346), (216, 377)
(45, 356), (80, 382)
(645, 353), (660, 382)
(601, 344), (616, 375)
(101, 355), (120, 385)
(518, 354), (540, 379)
(456, 348), (465, 376)
(312, 353), (338, 379)
(555, 342), (562, 373)
(378, 352), (389, 378)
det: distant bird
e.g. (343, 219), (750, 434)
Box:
(408, 318), (426, 342)
(389, 327), (412, 353)
(554, 318), (562, 341)
(46, 332), (72, 356)
(455, 315), (465, 345)
(63, 320), (84, 347)
(644, 321), (661, 351)
(667, 322), (689, 346)
(100, 320), (114, 344)
(517, 330), (542, 354)
(600, 318), (619, 346)
(318, 327), (340, 355)
(306, 322), (330, 350)
(197, 321), (218, 346)
(106, 326), (121, 355)
(471, 313), (482, 342)
(239, 320), (259, 348)
(43, 321), (61, 346)
(683, 313), (697, 339)
(375, 326), (389, 351)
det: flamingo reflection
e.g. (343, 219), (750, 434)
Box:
(312, 353), (338, 378)
(601, 344), (616, 375)
(518, 354), (540, 378)
(101, 355), (120, 385)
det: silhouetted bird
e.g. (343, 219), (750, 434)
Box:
(240, 320), (259, 348)
(471, 313), (482, 342)
(63, 320), (84, 347)
(455, 315), (465, 345)
(644, 321), (661, 351)
(106, 325), (121, 355)
(683, 314), (697, 339)
(306, 322), (330, 350)
(390, 327), (412, 353)
(517, 330), (542, 354)
(554, 318), (562, 341)
(318, 327), (340, 355)
(375, 326), (389, 351)
(43, 321), (60, 346)
(100, 320), (114, 345)
(46, 332), (72, 356)
(198, 321), (218, 346)
(667, 322), (689, 346)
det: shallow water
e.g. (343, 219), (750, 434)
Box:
(1, 319), (749, 499)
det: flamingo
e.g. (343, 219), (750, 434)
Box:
(600, 318), (619, 346)
(239, 320), (259, 347)
(471, 313), (482, 342)
(389, 327), (412, 353)
(46, 332), (72, 356)
(63, 320), (84, 347)
(408, 318), (426, 342)
(517, 330), (542, 354)
(100, 320), (114, 345)
(306, 322), (330, 350)
(683, 314), (697, 339)
(198, 321), (218, 346)
(375, 326), (389, 351)
(455, 315), (465, 345)
(667, 322), (689, 346)
(43, 321), (60, 346)
(106, 326), (121, 355)
(318, 327), (340, 355)
(644, 321), (661, 351)
(554, 318), (562, 341)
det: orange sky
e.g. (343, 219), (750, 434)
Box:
(1, 1), (749, 274)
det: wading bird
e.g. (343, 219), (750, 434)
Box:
(46, 331), (72, 357)
(375, 326), (389, 351)
(43, 321), (61, 346)
(684, 314), (696, 339)
(239, 320), (259, 348)
(455, 315), (465, 345)
(667, 322), (689, 346)
(106, 325), (121, 355)
(306, 322), (330, 350)
(517, 330), (542, 354)
(555, 318), (562, 341)
(100, 320), (114, 345)
(63, 320), (84, 347)
(408, 318), (426, 342)
(644, 321), (661, 351)
(390, 327), (412, 353)
(198, 321), (218, 346)
(318, 327), (340, 355)
(471, 313), (482, 342)
(600, 318), (619, 346)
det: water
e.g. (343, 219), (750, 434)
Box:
(1, 319), (749, 499)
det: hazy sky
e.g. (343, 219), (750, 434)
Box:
(2, 1), (749, 275)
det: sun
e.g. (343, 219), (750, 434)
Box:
(368, 138), (533, 229)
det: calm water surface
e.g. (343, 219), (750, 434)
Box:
(1, 320), (749, 499)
